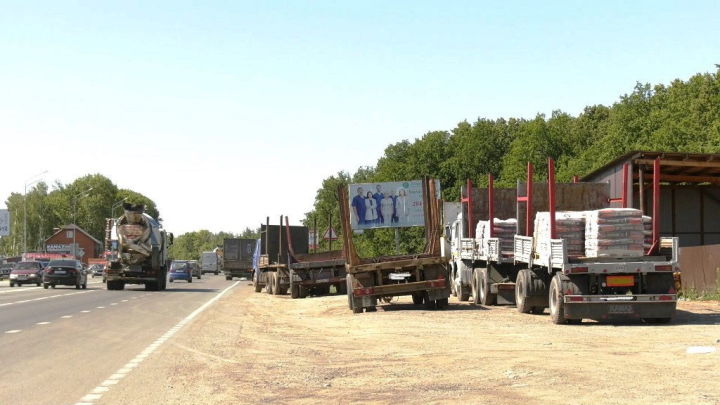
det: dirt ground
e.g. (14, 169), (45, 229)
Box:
(105, 284), (720, 405)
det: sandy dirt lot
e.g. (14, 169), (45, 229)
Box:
(103, 284), (720, 405)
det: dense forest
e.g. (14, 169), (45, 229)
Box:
(168, 227), (259, 260)
(304, 70), (720, 257)
(0, 174), (158, 256)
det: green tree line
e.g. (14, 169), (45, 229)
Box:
(305, 69), (720, 257)
(169, 227), (259, 261)
(0, 174), (158, 256)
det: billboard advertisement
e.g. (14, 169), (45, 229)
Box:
(0, 209), (8, 236)
(348, 180), (431, 230)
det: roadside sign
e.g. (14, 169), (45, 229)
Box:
(0, 210), (9, 236)
(309, 230), (319, 249)
(323, 227), (338, 241)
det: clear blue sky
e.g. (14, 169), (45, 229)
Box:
(1, 1), (718, 234)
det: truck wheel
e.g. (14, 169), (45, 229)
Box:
(549, 274), (579, 324)
(458, 284), (470, 302)
(424, 292), (437, 310)
(643, 317), (672, 324)
(215, 271), (219, 276)
(291, 284), (300, 299)
(436, 298), (448, 309)
(272, 273), (281, 295)
(365, 306), (377, 312)
(188, 277), (193, 283)
(254, 280), (262, 293)
(479, 268), (497, 306)
(411, 293), (424, 305)
(169, 279), (174, 283)
(43, 283), (49, 289)
(515, 269), (533, 313)
(338, 282), (347, 294)
(352, 307), (363, 314)
(266, 275), (274, 294)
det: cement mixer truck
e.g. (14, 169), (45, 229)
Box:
(105, 203), (173, 291)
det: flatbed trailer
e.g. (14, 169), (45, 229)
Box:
(288, 250), (347, 298)
(253, 216), (308, 295)
(511, 159), (678, 324)
(339, 178), (451, 313)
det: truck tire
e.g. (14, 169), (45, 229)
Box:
(107, 280), (124, 291)
(188, 277), (193, 283)
(215, 271), (219, 275)
(424, 292), (437, 310)
(411, 292), (424, 305)
(272, 273), (281, 295)
(291, 284), (300, 299)
(338, 281), (347, 295)
(436, 298), (448, 309)
(254, 280), (262, 293)
(266, 274), (274, 294)
(478, 268), (496, 306)
(549, 274), (581, 325)
(515, 269), (533, 313)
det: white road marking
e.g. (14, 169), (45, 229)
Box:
(5, 330), (21, 334)
(96, 306), (105, 309)
(76, 281), (240, 404)
(110, 303), (118, 306)
(61, 315), (73, 319)
(36, 321), (51, 325)
(0, 290), (95, 307)
(121, 299), (128, 302)
(81, 310), (91, 313)
(0, 286), (42, 294)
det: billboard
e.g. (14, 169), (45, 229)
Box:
(348, 180), (431, 230)
(0, 210), (8, 236)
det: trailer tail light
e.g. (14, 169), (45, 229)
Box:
(659, 295), (674, 301)
(655, 265), (673, 272)
(570, 267), (588, 274)
(567, 296), (584, 302)
(429, 275), (446, 288)
(353, 287), (374, 297)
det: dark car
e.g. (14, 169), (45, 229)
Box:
(43, 259), (87, 289)
(188, 260), (202, 279)
(9, 261), (44, 287)
(169, 260), (192, 283)
(1, 263), (15, 279)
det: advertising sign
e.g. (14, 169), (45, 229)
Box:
(348, 180), (434, 230)
(0, 209), (9, 236)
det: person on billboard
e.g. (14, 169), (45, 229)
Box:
(373, 184), (385, 223)
(381, 193), (394, 225)
(351, 187), (366, 226)
(395, 188), (409, 224)
(365, 191), (378, 224)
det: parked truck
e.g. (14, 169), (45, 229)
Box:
(222, 238), (254, 280)
(200, 251), (220, 275)
(253, 216), (308, 294)
(338, 178), (451, 313)
(286, 220), (346, 298)
(105, 203), (173, 291)
(462, 160), (678, 324)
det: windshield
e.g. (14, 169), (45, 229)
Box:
(1, 263), (14, 269)
(49, 260), (78, 267)
(15, 262), (40, 270)
(170, 261), (188, 270)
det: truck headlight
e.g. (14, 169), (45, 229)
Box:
(29, 274), (37, 277)
(9, 274), (17, 279)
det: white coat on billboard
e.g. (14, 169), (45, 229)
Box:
(348, 180), (430, 230)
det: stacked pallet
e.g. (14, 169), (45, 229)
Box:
(534, 211), (586, 259)
(475, 218), (517, 256)
(643, 216), (653, 251)
(585, 208), (645, 258)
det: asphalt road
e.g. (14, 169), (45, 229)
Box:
(0, 273), (236, 405)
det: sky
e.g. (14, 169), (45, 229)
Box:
(1, 1), (719, 235)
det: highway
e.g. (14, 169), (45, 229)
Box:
(0, 274), (236, 405)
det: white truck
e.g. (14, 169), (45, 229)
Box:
(200, 251), (220, 275)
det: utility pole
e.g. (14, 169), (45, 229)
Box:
(23, 170), (48, 255)
(72, 187), (94, 259)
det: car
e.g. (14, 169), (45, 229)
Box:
(43, 259), (87, 289)
(89, 264), (106, 278)
(9, 261), (44, 287)
(188, 260), (202, 279)
(169, 260), (192, 283)
(0, 263), (15, 279)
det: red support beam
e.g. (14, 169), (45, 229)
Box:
(526, 162), (534, 236)
(548, 159), (557, 240)
(621, 163), (629, 208)
(461, 178), (475, 238)
(651, 158), (661, 254)
(488, 174), (495, 238)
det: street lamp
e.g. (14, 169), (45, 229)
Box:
(72, 187), (94, 259)
(111, 197), (128, 218)
(23, 170), (48, 255)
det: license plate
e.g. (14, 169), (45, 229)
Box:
(55, 270), (66, 274)
(606, 275), (634, 287)
(608, 304), (634, 314)
(389, 272), (411, 280)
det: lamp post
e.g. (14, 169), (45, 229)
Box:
(23, 170), (48, 255)
(72, 187), (94, 259)
(111, 197), (128, 219)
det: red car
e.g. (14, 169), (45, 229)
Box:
(9, 261), (44, 287)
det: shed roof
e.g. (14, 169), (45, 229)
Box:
(45, 224), (103, 247)
(582, 151), (720, 184)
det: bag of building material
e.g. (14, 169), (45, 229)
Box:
(534, 211), (586, 260)
(475, 218), (517, 256)
(585, 208), (645, 258)
(643, 215), (652, 250)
